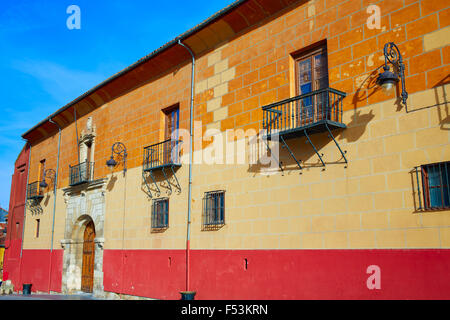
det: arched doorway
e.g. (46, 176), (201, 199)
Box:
(81, 220), (95, 293)
(62, 182), (106, 296)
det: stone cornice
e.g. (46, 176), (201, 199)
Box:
(63, 178), (108, 203)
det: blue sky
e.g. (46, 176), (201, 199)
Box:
(0, 0), (233, 210)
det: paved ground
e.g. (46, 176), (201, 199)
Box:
(0, 293), (102, 300)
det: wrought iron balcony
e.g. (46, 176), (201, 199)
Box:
(142, 139), (182, 198)
(27, 181), (44, 200)
(69, 161), (94, 186)
(262, 87), (346, 140)
(261, 88), (348, 171)
(143, 139), (182, 172)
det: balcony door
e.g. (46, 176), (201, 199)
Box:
(164, 106), (179, 165)
(295, 45), (329, 126)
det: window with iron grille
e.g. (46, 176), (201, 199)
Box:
(416, 161), (450, 210)
(202, 191), (225, 230)
(151, 198), (169, 231)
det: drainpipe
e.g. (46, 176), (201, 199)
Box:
(120, 162), (128, 299)
(47, 118), (62, 293)
(177, 39), (195, 293)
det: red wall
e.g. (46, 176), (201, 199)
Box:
(20, 249), (63, 293)
(10, 247), (450, 298)
(3, 144), (29, 287)
(103, 249), (186, 300)
(3, 144), (64, 294)
(103, 249), (450, 300)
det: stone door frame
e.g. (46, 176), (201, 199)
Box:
(61, 178), (107, 296)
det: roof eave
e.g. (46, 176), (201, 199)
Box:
(21, 0), (248, 140)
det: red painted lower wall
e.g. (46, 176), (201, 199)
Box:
(103, 249), (186, 300)
(103, 249), (450, 300)
(18, 249), (63, 293)
(190, 249), (450, 300)
(2, 239), (23, 285)
(11, 248), (450, 299)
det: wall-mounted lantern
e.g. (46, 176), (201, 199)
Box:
(39, 169), (56, 189)
(377, 42), (408, 111)
(106, 142), (128, 175)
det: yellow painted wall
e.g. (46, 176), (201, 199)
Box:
(24, 85), (448, 252)
(187, 86), (450, 249)
(21, 1), (450, 253)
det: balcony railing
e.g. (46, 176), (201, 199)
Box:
(69, 161), (94, 186)
(143, 139), (181, 171)
(262, 87), (346, 138)
(27, 181), (44, 200)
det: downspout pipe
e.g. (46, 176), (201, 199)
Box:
(47, 118), (62, 293)
(177, 39), (195, 293)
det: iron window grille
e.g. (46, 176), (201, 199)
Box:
(69, 161), (94, 186)
(202, 190), (225, 230)
(414, 161), (450, 211)
(151, 198), (169, 231)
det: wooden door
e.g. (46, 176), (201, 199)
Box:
(164, 107), (179, 164)
(295, 45), (329, 125)
(81, 221), (95, 293)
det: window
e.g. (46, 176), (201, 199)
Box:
(151, 198), (169, 231)
(294, 44), (329, 122)
(164, 105), (180, 165)
(86, 141), (92, 163)
(35, 219), (40, 238)
(202, 191), (225, 230)
(420, 162), (450, 210)
(16, 166), (26, 201)
(164, 106), (180, 141)
(39, 159), (46, 192)
(39, 160), (46, 180)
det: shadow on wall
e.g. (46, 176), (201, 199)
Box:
(44, 193), (51, 207)
(433, 75), (450, 130)
(106, 175), (118, 192)
(393, 73), (449, 127)
(26, 200), (43, 215)
(340, 67), (380, 143)
(247, 66), (386, 175)
(141, 169), (181, 199)
(247, 129), (348, 175)
(338, 109), (375, 143)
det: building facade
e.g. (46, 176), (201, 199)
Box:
(3, 0), (450, 299)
